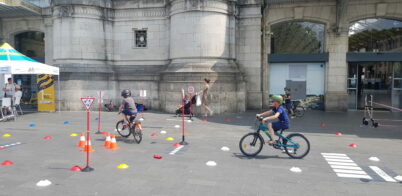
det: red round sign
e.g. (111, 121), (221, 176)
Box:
(188, 86), (194, 94)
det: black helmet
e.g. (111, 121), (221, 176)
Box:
(284, 87), (291, 91)
(121, 89), (131, 98)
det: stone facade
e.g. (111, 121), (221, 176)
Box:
(1, 0), (402, 112)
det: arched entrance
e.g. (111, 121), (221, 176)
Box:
(347, 18), (402, 110)
(268, 21), (326, 110)
(13, 31), (45, 110)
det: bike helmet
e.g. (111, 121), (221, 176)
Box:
(121, 89), (131, 98)
(284, 87), (291, 91)
(271, 94), (284, 104)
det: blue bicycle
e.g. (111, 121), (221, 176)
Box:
(239, 116), (310, 159)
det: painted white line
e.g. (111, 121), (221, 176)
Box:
(323, 155), (351, 159)
(333, 169), (367, 175)
(336, 173), (372, 179)
(4, 145), (9, 147)
(328, 162), (358, 166)
(325, 158), (354, 163)
(321, 153), (347, 156)
(169, 145), (184, 155)
(330, 165), (363, 170)
(369, 166), (397, 182)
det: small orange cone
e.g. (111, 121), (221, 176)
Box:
(104, 133), (111, 148)
(109, 134), (119, 150)
(81, 137), (94, 152)
(77, 133), (86, 148)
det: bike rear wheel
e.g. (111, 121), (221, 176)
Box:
(239, 132), (264, 157)
(294, 106), (305, 117)
(132, 124), (142, 144)
(283, 133), (310, 159)
(116, 120), (131, 138)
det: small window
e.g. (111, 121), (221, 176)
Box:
(134, 29), (147, 48)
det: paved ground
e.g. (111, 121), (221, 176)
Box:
(0, 110), (401, 196)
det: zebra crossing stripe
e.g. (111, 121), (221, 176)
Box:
(327, 162), (358, 166)
(322, 153), (371, 180)
(369, 166), (397, 182)
(333, 169), (367, 175)
(330, 165), (362, 170)
(325, 158), (354, 163)
(336, 173), (372, 179)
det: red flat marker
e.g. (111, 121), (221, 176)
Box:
(224, 118), (233, 122)
(173, 143), (182, 147)
(320, 123), (326, 127)
(349, 144), (357, 148)
(153, 154), (162, 159)
(43, 136), (52, 140)
(202, 119), (208, 122)
(151, 133), (158, 137)
(70, 165), (82, 171)
(335, 132), (342, 136)
(1, 160), (13, 166)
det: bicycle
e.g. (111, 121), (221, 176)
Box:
(283, 100), (305, 117)
(239, 116), (310, 158)
(115, 114), (143, 144)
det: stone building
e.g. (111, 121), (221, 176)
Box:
(0, 0), (401, 112)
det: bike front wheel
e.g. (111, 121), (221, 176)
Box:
(283, 133), (310, 159)
(239, 132), (264, 157)
(132, 124), (142, 144)
(116, 120), (131, 138)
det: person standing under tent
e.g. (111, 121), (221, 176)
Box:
(2, 78), (17, 98)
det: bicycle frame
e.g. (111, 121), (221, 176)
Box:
(257, 122), (299, 148)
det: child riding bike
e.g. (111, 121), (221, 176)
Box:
(256, 94), (290, 145)
(118, 89), (138, 127)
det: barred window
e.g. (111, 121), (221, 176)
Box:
(135, 30), (147, 48)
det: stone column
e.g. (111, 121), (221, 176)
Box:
(160, 0), (245, 114)
(237, 0), (263, 110)
(325, 30), (348, 111)
(0, 19), (3, 43)
(52, 0), (115, 110)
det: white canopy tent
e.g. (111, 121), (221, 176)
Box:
(0, 42), (61, 112)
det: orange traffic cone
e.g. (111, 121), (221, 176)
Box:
(104, 133), (111, 148)
(81, 137), (94, 152)
(109, 134), (119, 150)
(77, 133), (86, 148)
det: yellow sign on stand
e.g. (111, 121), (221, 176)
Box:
(37, 74), (55, 112)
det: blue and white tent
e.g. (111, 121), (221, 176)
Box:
(0, 42), (59, 75)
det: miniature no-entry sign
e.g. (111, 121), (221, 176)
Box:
(81, 97), (95, 111)
(188, 86), (194, 94)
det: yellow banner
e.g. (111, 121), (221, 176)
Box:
(37, 74), (55, 112)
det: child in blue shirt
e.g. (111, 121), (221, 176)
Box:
(257, 95), (290, 145)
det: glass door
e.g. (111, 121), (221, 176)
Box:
(347, 64), (358, 109)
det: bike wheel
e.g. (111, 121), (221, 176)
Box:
(116, 120), (131, 138)
(283, 133), (310, 159)
(294, 106), (305, 117)
(132, 124), (142, 144)
(239, 132), (264, 157)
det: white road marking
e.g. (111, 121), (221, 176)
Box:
(369, 166), (397, 182)
(321, 153), (347, 156)
(327, 162), (358, 166)
(323, 155), (350, 159)
(330, 165), (362, 170)
(333, 169), (367, 175)
(325, 158), (354, 163)
(336, 173), (372, 179)
(323, 153), (371, 180)
(169, 145), (184, 155)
